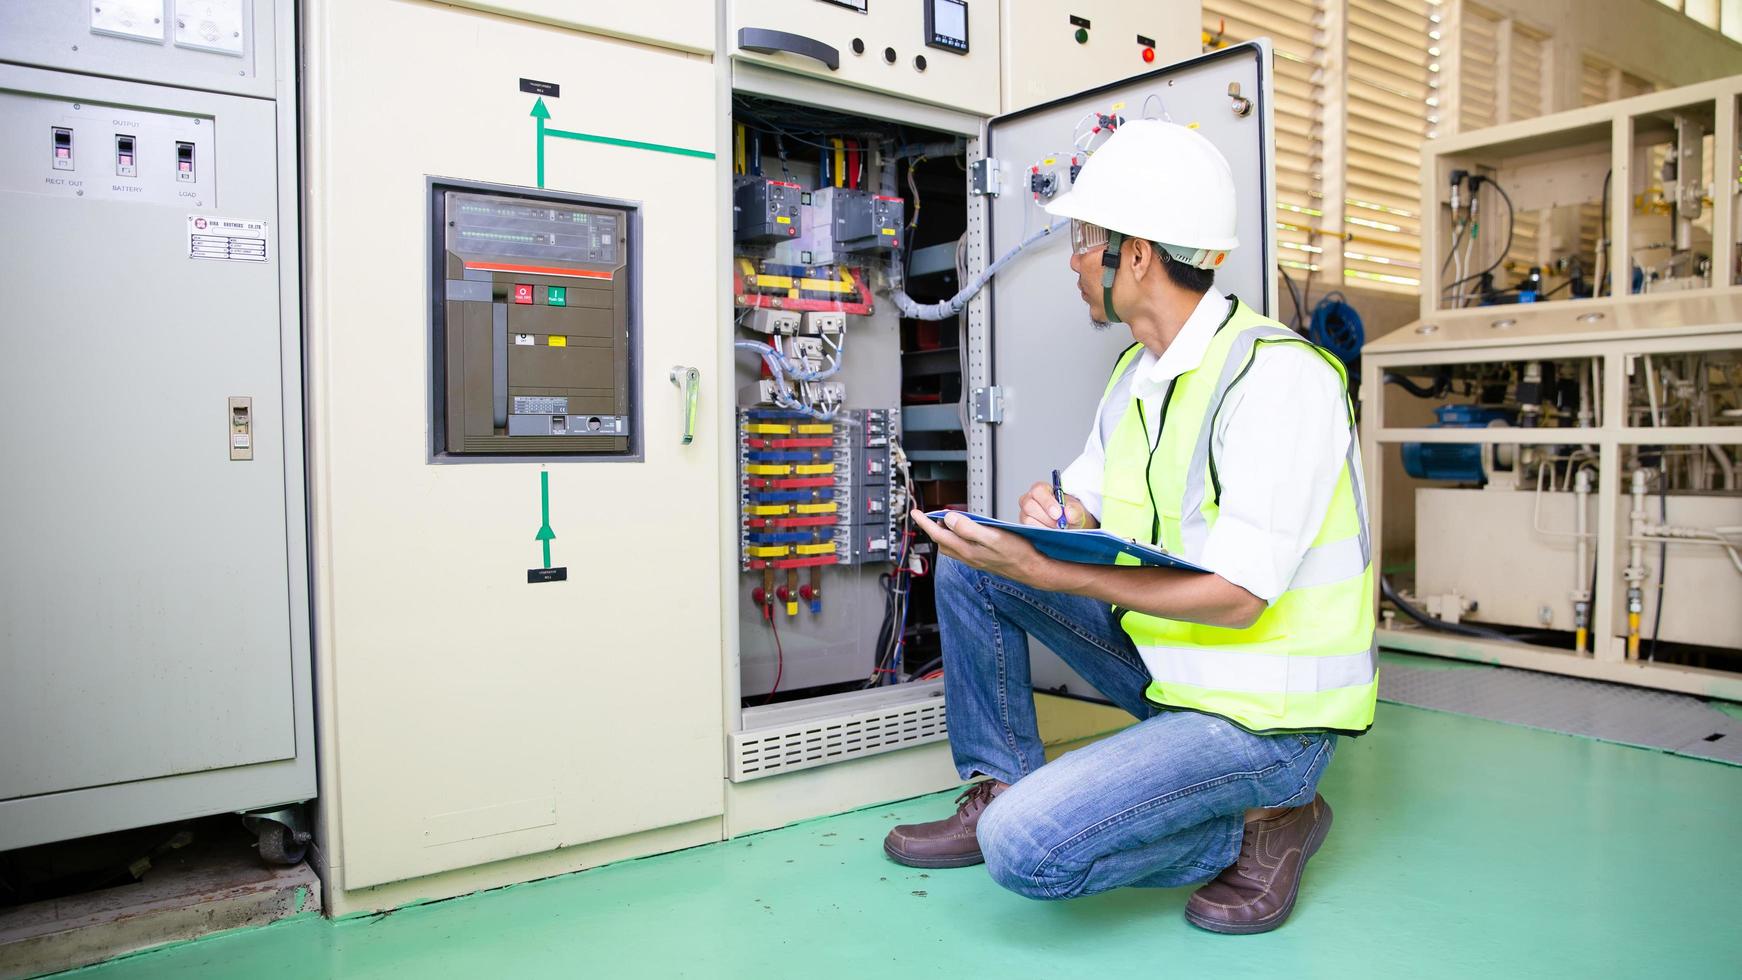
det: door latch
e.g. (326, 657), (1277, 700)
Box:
(670, 366), (700, 445)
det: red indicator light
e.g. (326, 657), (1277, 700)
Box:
(1141, 46), (1156, 63)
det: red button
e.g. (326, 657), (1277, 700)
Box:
(513, 283), (534, 304)
(1141, 46), (1156, 63)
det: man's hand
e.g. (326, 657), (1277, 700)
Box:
(910, 509), (1058, 589)
(1017, 482), (1097, 530)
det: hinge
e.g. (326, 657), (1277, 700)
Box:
(971, 385), (1004, 424)
(969, 158), (1001, 197)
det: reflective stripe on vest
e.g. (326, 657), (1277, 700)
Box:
(1098, 297), (1378, 735)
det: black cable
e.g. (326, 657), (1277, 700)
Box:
(1649, 479), (1668, 661)
(1383, 368), (1451, 399)
(1540, 279), (1572, 298)
(1442, 178), (1516, 298)
(907, 657), (943, 681)
(1381, 576), (1521, 642)
(1278, 264), (1306, 332)
(1597, 169), (1612, 297)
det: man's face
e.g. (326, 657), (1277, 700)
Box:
(1068, 244), (1113, 329)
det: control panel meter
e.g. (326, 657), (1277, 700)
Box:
(924, 0), (969, 53)
(431, 181), (640, 459)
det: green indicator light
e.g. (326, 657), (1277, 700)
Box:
(1074, 27), (1089, 44)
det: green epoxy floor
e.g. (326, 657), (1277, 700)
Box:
(69, 702), (1742, 979)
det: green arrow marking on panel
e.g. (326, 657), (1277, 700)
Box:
(535, 469), (556, 568)
(531, 97), (551, 188)
(529, 96), (714, 188)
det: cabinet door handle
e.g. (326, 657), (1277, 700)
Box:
(670, 366), (700, 445)
(737, 28), (840, 71)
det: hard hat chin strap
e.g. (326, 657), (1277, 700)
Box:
(1100, 230), (1126, 324)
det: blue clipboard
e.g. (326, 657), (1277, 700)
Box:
(925, 511), (1211, 573)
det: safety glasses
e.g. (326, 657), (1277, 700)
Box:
(1069, 219), (1109, 256)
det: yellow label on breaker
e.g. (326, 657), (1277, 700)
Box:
(548, 336), (567, 347)
(1111, 102), (1126, 110)
(794, 463), (834, 475)
(795, 503), (837, 515)
(881, 228), (897, 236)
(795, 543), (836, 556)
(796, 424), (833, 434)
(776, 215), (791, 224)
(747, 464), (791, 476)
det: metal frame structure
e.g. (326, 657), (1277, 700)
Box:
(1363, 75), (1742, 701)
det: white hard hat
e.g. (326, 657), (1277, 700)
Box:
(1044, 119), (1238, 270)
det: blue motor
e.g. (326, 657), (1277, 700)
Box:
(1402, 405), (1515, 484)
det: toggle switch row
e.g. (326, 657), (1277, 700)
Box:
(51, 127), (196, 182)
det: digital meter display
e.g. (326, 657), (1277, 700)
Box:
(925, 0), (968, 53)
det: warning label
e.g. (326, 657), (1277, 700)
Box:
(188, 215), (269, 262)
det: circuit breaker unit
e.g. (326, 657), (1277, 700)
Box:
(432, 182), (639, 457)
(734, 177), (803, 243)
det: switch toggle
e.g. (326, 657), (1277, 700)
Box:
(228, 396), (253, 461)
(52, 128), (74, 171)
(175, 141), (196, 182)
(115, 134), (137, 177)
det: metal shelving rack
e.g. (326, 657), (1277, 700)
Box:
(1362, 75), (1742, 700)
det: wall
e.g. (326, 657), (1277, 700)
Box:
(1467, 0), (1742, 104)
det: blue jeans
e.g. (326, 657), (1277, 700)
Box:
(934, 555), (1337, 900)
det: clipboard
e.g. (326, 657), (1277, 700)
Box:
(925, 511), (1211, 573)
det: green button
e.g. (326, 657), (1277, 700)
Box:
(1074, 27), (1088, 44)
(546, 286), (567, 306)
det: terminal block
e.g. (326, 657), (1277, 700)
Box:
(738, 408), (899, 571)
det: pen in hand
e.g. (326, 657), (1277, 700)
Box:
(1051, 469), (1068, 529)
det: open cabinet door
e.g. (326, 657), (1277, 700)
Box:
(982, 41), (1277, 696)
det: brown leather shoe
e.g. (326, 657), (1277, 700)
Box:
(1185, 794), (1334, 935)
(883, 780), (1006, 869)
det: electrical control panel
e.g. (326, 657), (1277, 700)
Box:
(431, 182), (639, 458)
(730, 0), (1000, 115)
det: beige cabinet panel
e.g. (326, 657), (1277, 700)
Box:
(1001, 0), (1201, 113)
(731, 0), (1001, 115)
(437, 0), (715, 53)
(303, 1), (723, 890)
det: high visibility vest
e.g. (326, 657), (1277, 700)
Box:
(1099, 296), (1377, 735)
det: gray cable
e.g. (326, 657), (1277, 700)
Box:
(888, 219), (1070, 321)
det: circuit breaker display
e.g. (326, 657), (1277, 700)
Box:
(432, 183), (638, 457)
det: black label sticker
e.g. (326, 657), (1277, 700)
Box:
(520, 78), (560, 98)
(1068, 15), (1092, 29)
(527, 566), (568, 584)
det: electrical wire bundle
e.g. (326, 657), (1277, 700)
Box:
(865, 442), (927, 687)
(1440, 173), (1516, 307)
